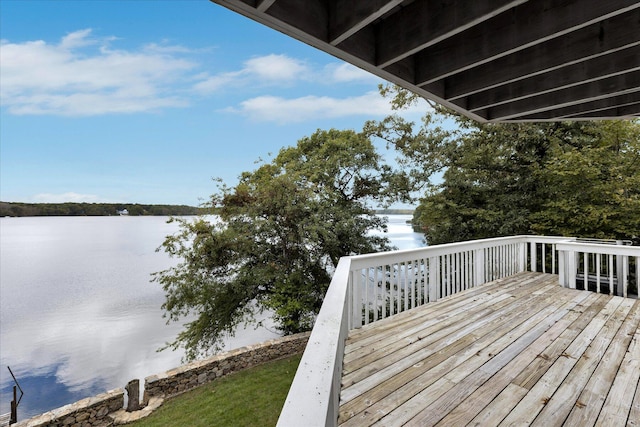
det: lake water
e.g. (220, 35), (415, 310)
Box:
(0, 214), (424, 420)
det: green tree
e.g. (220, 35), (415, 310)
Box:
(370, 85), (640, 244)
(153, 129), (396, 361)
(531, 120), (640, 239)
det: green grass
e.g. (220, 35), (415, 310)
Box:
(131, 354), (302, 427)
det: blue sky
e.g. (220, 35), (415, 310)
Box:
(1, 0), (431, 206)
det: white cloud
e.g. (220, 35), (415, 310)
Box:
(193, 55), (380, 95)
(32, 192), (110, 203)
(1, 29), (196, 116)
(227, 90), (431, 124)
(324, 63), (380, 84)
(243, 54), (309, 81)
(193, 53), (310, 94)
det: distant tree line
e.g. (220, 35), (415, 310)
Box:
(0, 202), (205, 217)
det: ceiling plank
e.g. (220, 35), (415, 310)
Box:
(375, 0), (528, 69)
(439, 11), (640, 101)
(462, 47), (640, 111)
(329, 0), (403, 46)
(487, 71), (640, 121)
(412, 0), (640, 85)
(265, 0), (329, 41)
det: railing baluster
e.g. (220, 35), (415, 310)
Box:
(404, 262), (416, 308)
(395, 262), (401, 315)
(453, 252), (456, 292)
(608, 255), (614, 296)
(584, 252), (588, 290)
(362, 268), (369, 326)
(596, 255), (601, 294)
(464, 251), (469, 290)
(636, 256), (639, 300)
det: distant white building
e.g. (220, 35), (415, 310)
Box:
(117, 209), (129, 216)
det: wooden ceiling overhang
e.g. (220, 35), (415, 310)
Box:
(210, 0), (640, 122)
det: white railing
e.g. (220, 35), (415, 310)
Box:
(556, 239), (639, 298)
(277, 235), (640, 427)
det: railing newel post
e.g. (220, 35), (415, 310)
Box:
(568, 249), (577, 289)
(519, 241), (527, 273)
(558, 248), (566, 287)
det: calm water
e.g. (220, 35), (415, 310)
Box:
(0, 215), (423, 419)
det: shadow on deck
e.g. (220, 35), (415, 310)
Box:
(339, 272), (640, 426)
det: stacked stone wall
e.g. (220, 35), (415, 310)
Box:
(15, 389), (123, 427)
(143, 332), (310, 402)
(14, 332), (310, 426)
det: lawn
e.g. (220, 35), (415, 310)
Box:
(131, 354), (302, 427)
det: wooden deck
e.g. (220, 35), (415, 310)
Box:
(339, 272), (640, 426)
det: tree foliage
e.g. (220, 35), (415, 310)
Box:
(370, 85), (640, 245)
(153, 129), (397, 360)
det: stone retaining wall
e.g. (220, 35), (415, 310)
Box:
(143, 332), (310, 402)
(15, 332), (310, 426)
(15, 389), (123, 427)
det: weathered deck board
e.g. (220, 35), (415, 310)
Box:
(338, 272), (640, 427)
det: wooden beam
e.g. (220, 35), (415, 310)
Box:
(256, 0), (276, 13)
(514, 92), (640, 121)
(412, 0), (640, 85)
(329, 0), (403, 46)
(439, 11), (640, 101)
(569, 104), (640, 119)
(487, 71), (640, 121)
(373, 0), (528, 69)
(462, 46), (640, 111)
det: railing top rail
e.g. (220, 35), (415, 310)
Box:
(556, 241), (640, 256)
(348, 235), (572, 270)
(277, 257), (352, 427)
(574, 237), (633, 245)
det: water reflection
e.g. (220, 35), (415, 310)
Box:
(0, 215), (423, 419)
(379, 214), (425, 250)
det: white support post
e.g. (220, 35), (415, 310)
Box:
(519, 242), (527, 273)
(530, 242), (537, 272)
(558, 249), (566, 287)
(616, 241), (625, 297)
(568, 250), (577, 289)
(622, 256), (629, 298)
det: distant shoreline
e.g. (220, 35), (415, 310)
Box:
(0, 201), (205, 217)
(0, 202), (414, 217)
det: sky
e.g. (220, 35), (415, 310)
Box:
(1, 0), (431, 207)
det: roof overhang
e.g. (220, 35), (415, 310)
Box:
(210, 0), (640, 122)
